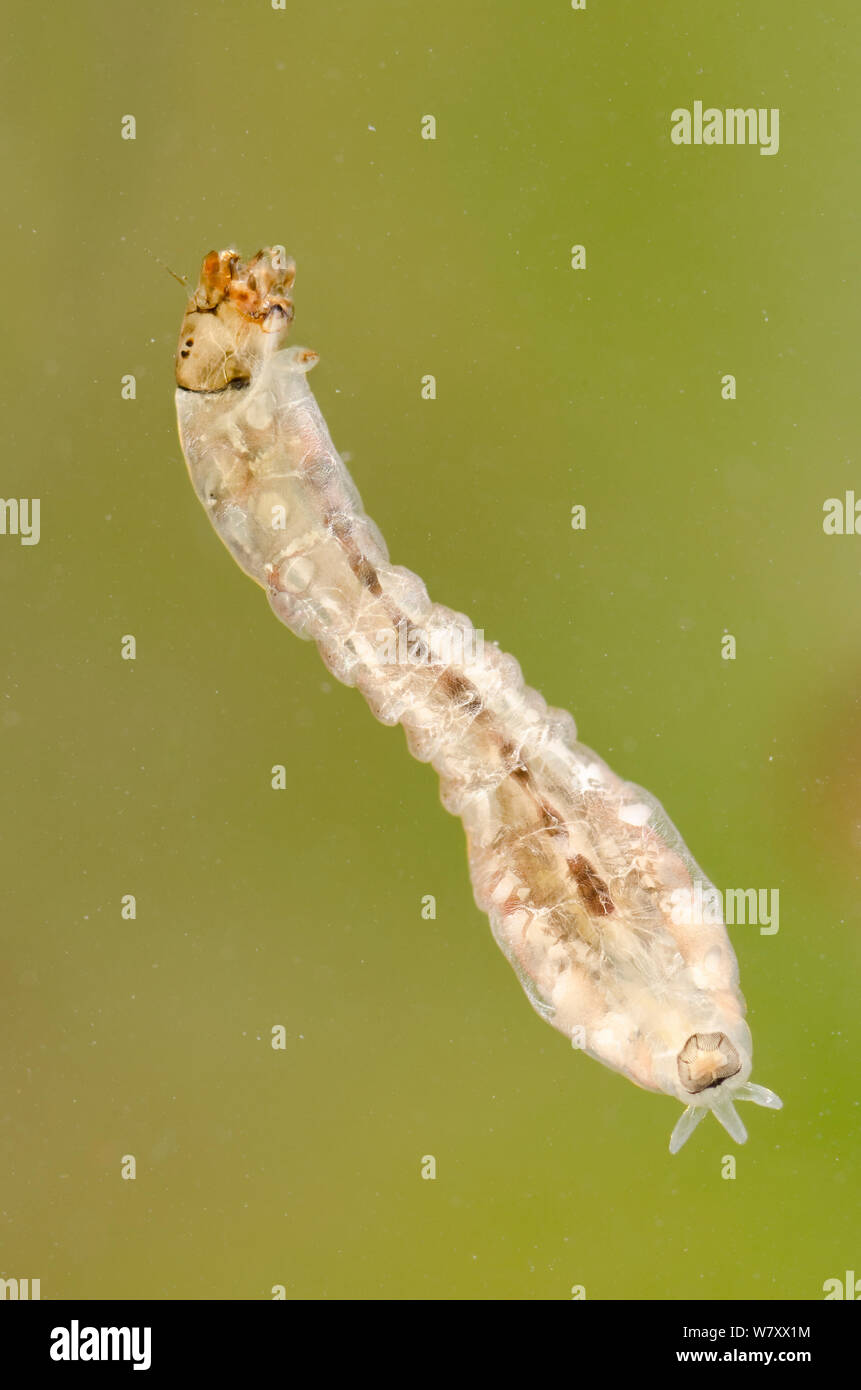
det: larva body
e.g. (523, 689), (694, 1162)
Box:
(175, 248), (781, 1151)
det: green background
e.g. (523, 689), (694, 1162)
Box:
(2, 0), (858, 1300)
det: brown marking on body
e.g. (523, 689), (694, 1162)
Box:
(350, 554), (383, 596)
(501, 890), (525, 916)
(538, 801), (566, 838)
(324, 514), (383, 595)
(441, 670), (483, 716)
(568, 854), (615, 916)
(402, 624), (429, 663)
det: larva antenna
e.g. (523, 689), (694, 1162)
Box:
(712, 1096), (748, 1145)
(669, 1105), (707, 1154)
(669, 1082), (783, 1153)
(146, 247), (188, 288)
(735, 1082), (784, 1110)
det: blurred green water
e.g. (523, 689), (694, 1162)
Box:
(1, 0), (858, 1299)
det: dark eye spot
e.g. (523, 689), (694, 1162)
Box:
(180, 349), (190, 358)
(185, 338), (194, 347)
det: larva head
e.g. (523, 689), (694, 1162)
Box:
(620, 1006), (780, 1150)
(664, 1024), (782, 1153)
(176, 246), (296, 391)
(639, 1013), (753, 1111)
(677, 1030), (743, 1094)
